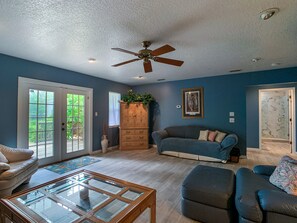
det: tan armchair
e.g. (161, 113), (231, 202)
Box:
(0, 144), (38, 198)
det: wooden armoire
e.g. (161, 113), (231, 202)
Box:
(119, 102), (149, 150)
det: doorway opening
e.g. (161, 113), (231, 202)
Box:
(259, 88), (295, 155)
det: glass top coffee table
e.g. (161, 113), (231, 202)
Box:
(0, 170), (156, 223)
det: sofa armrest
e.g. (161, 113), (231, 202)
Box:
(152, 130), (168, 151)
(221, 134), (238, 149)
(253, 165), (276, 176)
(0, 145), (34, 162)
(258, 189), (297, 218)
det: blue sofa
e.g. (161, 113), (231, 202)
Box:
(236, 165), (297, 223)
(152, 126), (238, 163)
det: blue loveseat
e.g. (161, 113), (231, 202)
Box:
(152, 126), (238, 163)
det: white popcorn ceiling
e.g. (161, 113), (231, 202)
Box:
(0, 0), (296, 85)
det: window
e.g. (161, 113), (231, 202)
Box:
(109, 92), (121, 126)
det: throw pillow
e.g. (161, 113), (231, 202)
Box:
(0, 144), (34, 162)
(215, 131), (227, 143)
(208, 131), (218, 142)
(0, 162), (10, 174)
(269, 155), (297, 195)
(0, 151), (8, 163)
(198, 130), (209, 141)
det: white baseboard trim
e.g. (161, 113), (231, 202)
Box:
(247, 147), (260, 150)
(107, 145), (119, 151)
(90, 150), (101, 155)
(90, 145), (119, 155)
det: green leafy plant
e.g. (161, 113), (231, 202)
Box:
(121, 89), (155, 106)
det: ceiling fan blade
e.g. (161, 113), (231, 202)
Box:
(111, 48), (139, 56)
(151, 44), (175, 56)
(112, 58), (141, 67)
(154, 57), (184, 66)
(143, 60), (153, 73)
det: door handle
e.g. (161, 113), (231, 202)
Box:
(62, 128), (65, 131)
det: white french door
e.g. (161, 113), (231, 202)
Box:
(18, 78), (93, 166)
(61, 89), (89, 160)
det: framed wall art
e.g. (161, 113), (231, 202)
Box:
(182, 87), (204, 118)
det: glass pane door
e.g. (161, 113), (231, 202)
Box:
(66, 94), (85, 153)
(29, 89), (55, 160)
(62, 90), (88, 160)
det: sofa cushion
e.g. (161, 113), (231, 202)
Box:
(165, 126), (205, 139)
(165, 126), (186, 138)
(0, 152), (8, 163)
(269, 156), (297, 195)
(235, 167), (282, 222)
(215, 131), (227, 143)
(208, 131), (217, 142)
(184, 126), (204, 138)
(0, 144), (34, 162)
(258, 189), (297, 218)
(198, 130), (209, 141)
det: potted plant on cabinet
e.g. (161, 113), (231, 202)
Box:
(121, 89), (155, 106)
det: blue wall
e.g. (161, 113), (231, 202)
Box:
(246, 82), (297, 148)
(0, 54), (130, 150)
(133, 67), (297, 155)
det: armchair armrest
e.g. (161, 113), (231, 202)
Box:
(0, 144), (34, 162)
(253, 165), (276, 176)
(152, 130), (168, 149)
(258, 189), (297, 218)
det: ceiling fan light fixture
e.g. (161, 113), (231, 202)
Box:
(251, 57), (261, 62)
(259, 8), (279, 20)
(111, 41), (183, 73)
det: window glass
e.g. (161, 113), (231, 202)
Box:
(109, 92), (121, 126)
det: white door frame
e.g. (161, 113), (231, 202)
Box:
(17, 77), (93, 165)
(258, 87), (296, 154)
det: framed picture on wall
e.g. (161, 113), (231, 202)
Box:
(182, 87), (204, 118)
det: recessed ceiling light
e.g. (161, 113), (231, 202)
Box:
(259, 8), (279, 20)
(157, 79), (166, 81)
(271, 62), (281, 66)
(88, 58), (96, 63)
(229, 69), (242, 73)
(251, 58), (261, 62)
(134, 75), (145, 80)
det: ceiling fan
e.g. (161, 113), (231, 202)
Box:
(111, 41), (184, 73)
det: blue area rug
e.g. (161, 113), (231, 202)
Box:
(44, 156), (100, 174)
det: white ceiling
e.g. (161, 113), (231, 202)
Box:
(0, 0), (296, 86)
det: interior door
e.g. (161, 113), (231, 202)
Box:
(61, 89), (89, 160)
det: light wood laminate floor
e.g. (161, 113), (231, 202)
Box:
(16, 146), (297, 223)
